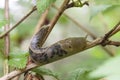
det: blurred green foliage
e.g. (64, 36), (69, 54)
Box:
(8, 52), (29, 69)
(0, 0), (120, 79)
(32, 67), (60, 79)
(36, 0), (57, 14)
(0, 9), (4, 19)
(65, 68), (96, 80)
(0, 19), (7, 28)
(89, 55), (120, 80)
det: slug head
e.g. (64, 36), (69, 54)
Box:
(58, 37), (87, 54)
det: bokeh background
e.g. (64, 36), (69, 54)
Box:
(0, 0), (120, 80)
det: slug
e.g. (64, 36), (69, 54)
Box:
(29, 25), (87, 64)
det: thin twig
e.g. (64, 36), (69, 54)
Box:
(12, 76), (20, 80)
(39, 0), (70, 47)
(101, 21), (120, 45)
(4, 0), (10, 75)
(107, 41), (120, 47)
(34, 8), (49, 34)
(4, 0), (10, 58)
(0, 63), (38, 80)
(0, 6), (37, 39)
(109, 24), (120, 37)
(101, 47), (114, 56)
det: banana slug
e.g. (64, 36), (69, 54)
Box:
(29, 26), (87, 64)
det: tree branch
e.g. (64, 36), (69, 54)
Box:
(0, 6), (37, 39)
(4, 0), (10, 58)
(4, 0), (10, 75)
(39, 0), (70, 47)
(101, 21), (120, 46)
(107, 40), (120, 47)
(0, 63), (38, 80)
(34, 8), (49, 34)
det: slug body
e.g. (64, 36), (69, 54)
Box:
(29, 26), (87, 64)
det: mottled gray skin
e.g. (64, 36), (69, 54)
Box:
(29, 25), (86, 64)
(29, 43), (67, 64)
(30, 25), (49, 50)
(29, 26), (68, 64)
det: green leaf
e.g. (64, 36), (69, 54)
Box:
(0, 19), (7, 28)
(90, 5), (111, 19)
(89, 4), (120, 19)
(32, 67), (60, 79)
(59, 15), (69, 24)
(89, 56), (120, 80)
(36, 0), (56, 14)
(90, 46), (107, 59)
(9, 57), (27, 69)
(8, 52), (29, 69)
(65, 68), (97, 80)
(103, 5), (120, 14)
(89, 0), (120, 19)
